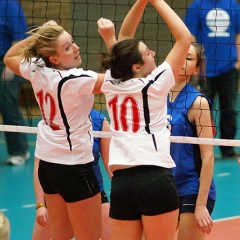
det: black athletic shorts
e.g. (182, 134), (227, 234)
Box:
(110, 165), (179, 220)
(42, 191), (108, 208)
(179, 194), (215, 215)
(38, 160), (100, 203)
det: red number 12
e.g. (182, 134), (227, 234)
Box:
(36, 90), (60, 130)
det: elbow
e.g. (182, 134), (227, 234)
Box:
(181, 33), (192, 51)
(3, 54), (12, 68)
(185, 31), (193, 46)
(3, 55), (21, 76)
(3, 55), (8, 66)
(177, 29), (192, 50)
(3, 56), (11, 70)
(182, 27), (192, 44)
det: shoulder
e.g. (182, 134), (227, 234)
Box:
(154, 61), (174, 80)
(103, 69), (113, 81)
(20, 58), (48, 80)
(71, 68), (98, 79)
(186, 84), (210, 108)
(153, 61), (173, 77)
(158, 61), (171, 70)
(148, 61), (175, 87)
(187, 83), (200, 93)
(192, 95), (210, 110)
(21, 58), (44, 70)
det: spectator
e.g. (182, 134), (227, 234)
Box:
(184, 0), (240, 158)
(0, 0), (29, 165)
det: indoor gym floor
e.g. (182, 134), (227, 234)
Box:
(0, 105), (240, 240)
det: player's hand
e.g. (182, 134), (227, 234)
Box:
(42, 20), (58, 27)
(97, 18), (116, 42)
(195, 205), (213, 234)
(36, 206), (49, 226)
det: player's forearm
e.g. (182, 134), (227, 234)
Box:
(118, 0), (148, 41)
(196, 155), (214, 207)
(5, 35), (35, 59)
(149, 0), (191, 43)
(33, 158), (45, 204)
(4, 35), (35, 76)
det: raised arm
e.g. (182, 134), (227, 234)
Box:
(149, 0), (192, 78)
(4, 20), (59, 77)
(97, 18), (117, 52)
(97, 0), (148, 51)
(118, 0), (148, 41)
(3, 35), (35, 77)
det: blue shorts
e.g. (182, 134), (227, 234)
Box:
(179, 194), (215, 215)
(110, 165), (179, 220)
(38, 160), (100, 203)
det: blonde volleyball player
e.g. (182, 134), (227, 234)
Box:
(98, 0), (191, 239)
(32, 110), (112, 240)
(4, 20), (115, 240)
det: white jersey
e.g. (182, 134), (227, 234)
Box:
(101, 61), (175, 168)
(20, 59), (98, 165)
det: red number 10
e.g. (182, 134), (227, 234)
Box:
(108, 95), (140, 132)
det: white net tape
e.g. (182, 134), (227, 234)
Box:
(0, 124), (240, 146)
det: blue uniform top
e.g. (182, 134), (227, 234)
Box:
(90, 109), (105, 192)
(0, 0), (28, 58)
(184, 0), (240, 77)
(167, 83), (216, 201)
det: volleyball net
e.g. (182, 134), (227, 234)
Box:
(1, 0), (240, 150)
